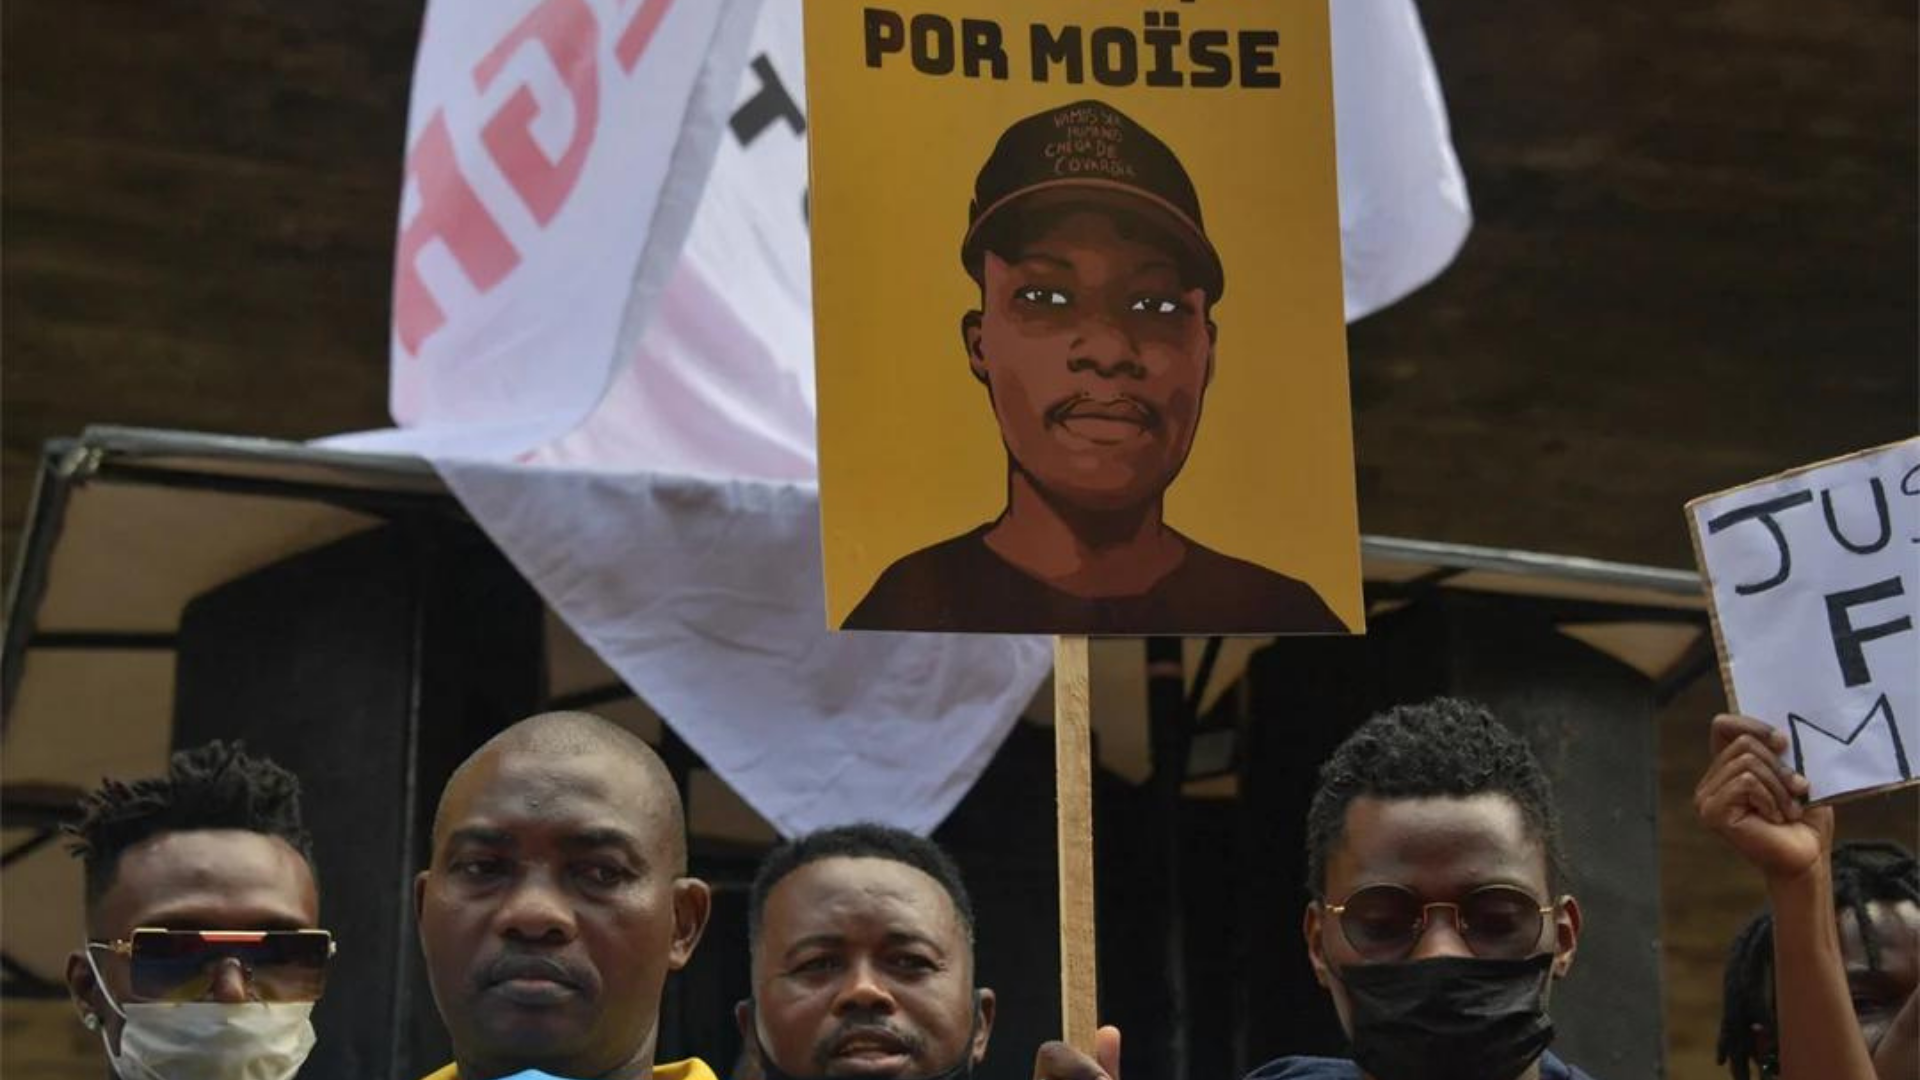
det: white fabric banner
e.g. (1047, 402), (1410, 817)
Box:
(1330, 0), (1472, 321)
(331, 0), (766, 458)
(535, 0), (816, 480)
(435, 463), (1049, 836)
(324, 0), (1472, 836)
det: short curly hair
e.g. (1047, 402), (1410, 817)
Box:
(748, 822), (975, 957)
(66, 740), (314, 906)
(1304, 697), (1565, 898)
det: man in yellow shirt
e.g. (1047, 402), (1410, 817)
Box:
(736, 824), (995, 1080)
(415, 711), (714, 1080)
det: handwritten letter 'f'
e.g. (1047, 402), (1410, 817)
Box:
(1689, 438), (1920, 802)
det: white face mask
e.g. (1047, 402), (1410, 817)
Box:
(86, 948), (318, 1080)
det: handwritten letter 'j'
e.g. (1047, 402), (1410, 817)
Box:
(1688, 437), (1920, 803)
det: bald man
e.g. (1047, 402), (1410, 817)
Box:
(415, 711), (713, 1080)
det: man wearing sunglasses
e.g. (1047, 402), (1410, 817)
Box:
(1265, 696), (1592, 1080)
(1028, 697), (1589, 1080)
(414, 711), (712, 1080)
(63, 740), (331, 1080)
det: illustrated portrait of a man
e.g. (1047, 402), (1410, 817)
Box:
(844, 99), (1349, 635)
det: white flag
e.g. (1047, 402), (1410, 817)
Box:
(329, 0), (765, 458)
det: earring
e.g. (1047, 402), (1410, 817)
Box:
(82, 1012), (100, 1031)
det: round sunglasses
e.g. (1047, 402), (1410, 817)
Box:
(1323, 883), (1557, 962)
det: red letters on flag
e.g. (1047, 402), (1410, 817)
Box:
(393, 0), (683, 362)
(616, 0), (676, 73)
(476, 0), (602, 227)
(393, 112), (522, 361)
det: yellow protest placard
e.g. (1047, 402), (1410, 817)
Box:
(810, 2), (1362, 636)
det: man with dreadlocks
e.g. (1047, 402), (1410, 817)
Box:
(62, 739), (333, 1080)
(1717, 841), (1919, 1080)
(1697, 712), (1919, 1080)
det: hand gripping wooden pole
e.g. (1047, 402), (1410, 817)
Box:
(1053, 635), (1098, 1052)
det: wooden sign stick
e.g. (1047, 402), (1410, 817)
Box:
(1053, 634), (1098, 1052)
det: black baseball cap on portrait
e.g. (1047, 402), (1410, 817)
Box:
(961, 99), (1225, 303)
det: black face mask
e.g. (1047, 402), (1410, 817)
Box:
(749, 997), (982, 1080)
(1338, 953), (1556, 1080)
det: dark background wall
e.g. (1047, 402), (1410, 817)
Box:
(4, 1), (1915, 1077)
(1344, 2), (1917, 567)
(2, 0), (421, 564)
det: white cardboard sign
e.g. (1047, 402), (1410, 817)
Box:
(1688, 437), (1920, 802)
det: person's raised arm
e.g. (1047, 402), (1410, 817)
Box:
(1873, 986), (1917, 1080)
(1695, 712), (1874, 1080)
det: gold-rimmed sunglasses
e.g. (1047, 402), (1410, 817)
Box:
(1324, 884), (1558, 962)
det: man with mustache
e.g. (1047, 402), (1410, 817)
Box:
(738, 823), (994, 1080)
(415, 711), (713, 1080)
(843, 98), (1345, 635)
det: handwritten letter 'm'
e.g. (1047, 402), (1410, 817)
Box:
(1689, 438), (1920, 802)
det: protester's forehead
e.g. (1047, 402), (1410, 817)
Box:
(1888, 898), (1920, 938)
(764, 856), (965, 946)
(1840, 898), (1920, 973)
(437, 743), (671, 849)
(1328, 793), (1550, 895)
(96, 829), (318, 935)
